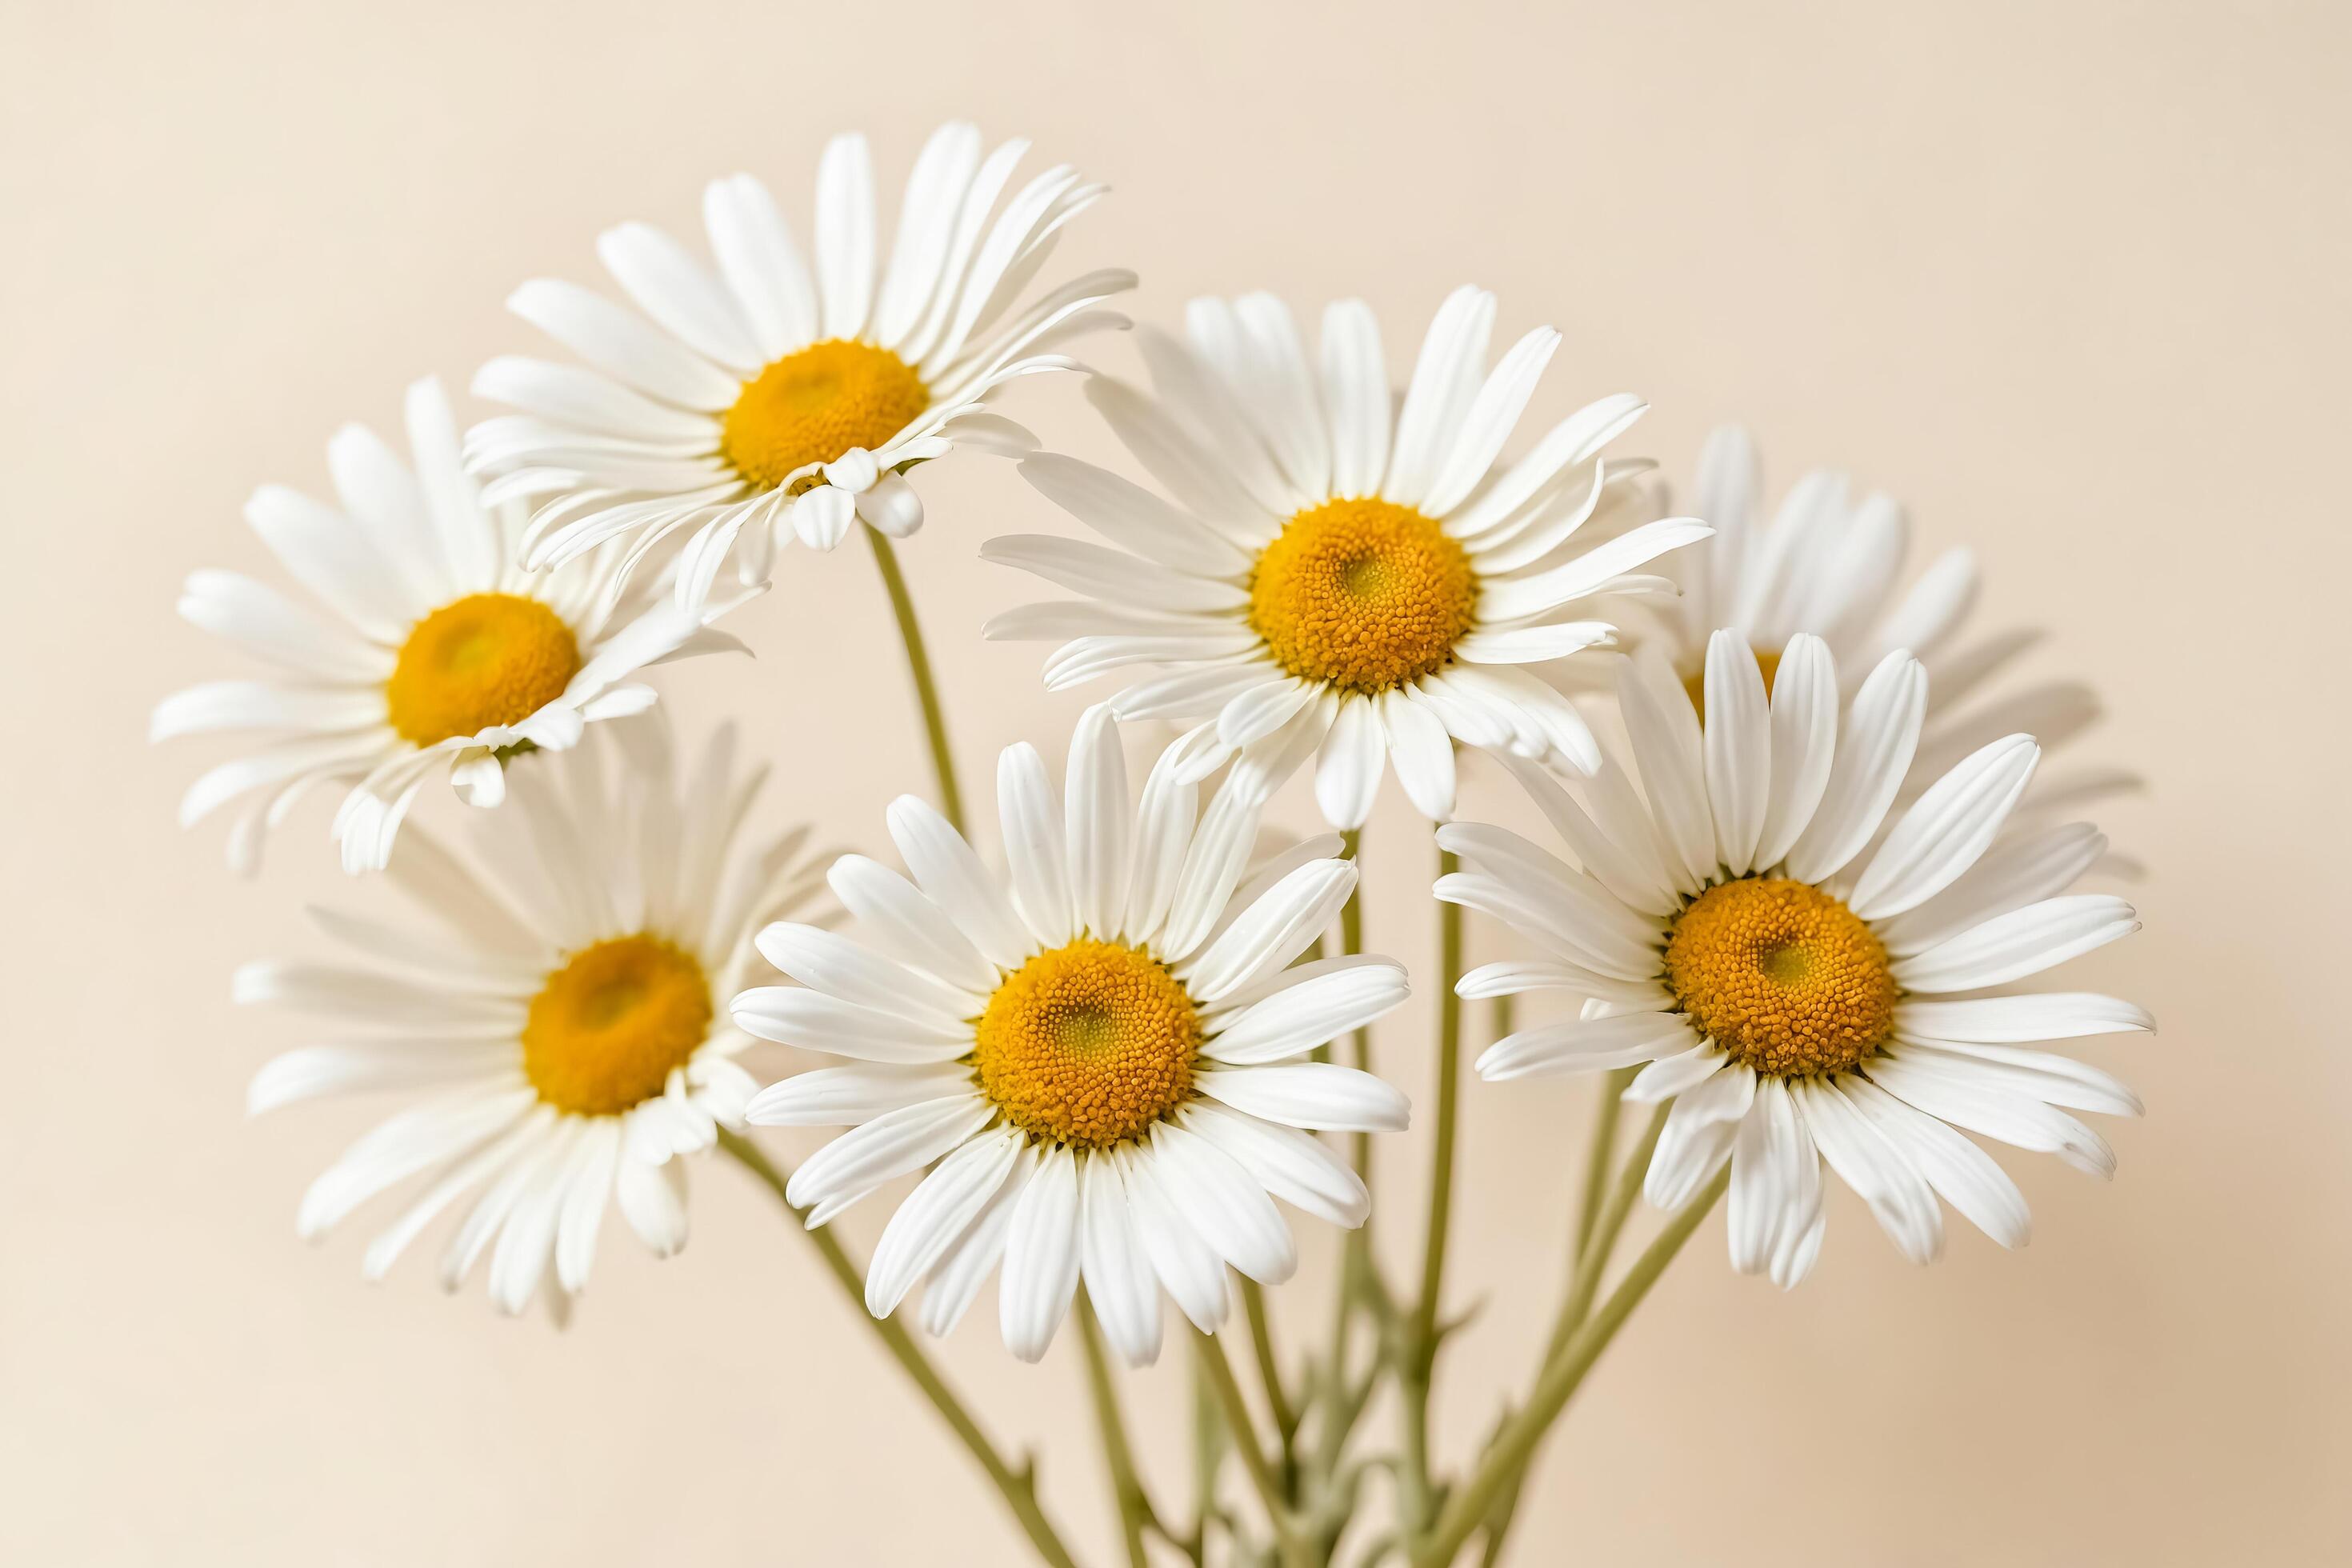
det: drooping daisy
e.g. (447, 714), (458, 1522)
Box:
(734, 706), (1412, 1365)
(1651, 425), (2133, 815)
(1443, 630), (2149, 1285)
(154, 377), (735, 875)
(466, 121), (1133, 606)
(982, 287), (1710, 826)
(242, 717), (824, 1314)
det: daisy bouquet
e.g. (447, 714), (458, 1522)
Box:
(166, 122), (2150, 1566)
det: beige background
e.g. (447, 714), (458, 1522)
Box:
(5, 0), (2347, 1562)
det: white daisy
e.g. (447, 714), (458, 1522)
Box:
(154, 376), (735, 875)
(982, 286), (1710, 826)
(1654, 425), (2134, 817)
(466, 120), (1133, 606)
(241, 716), (824, 1314)
(1443, 630), (2150, 1286)
(734, 706), (1413, 1365)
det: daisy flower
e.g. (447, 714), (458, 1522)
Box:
(1654, 425), (2133, 816)
(467, 120), (1133, 606)
(241, 717), (824, 1314)
(734, 706), (1413, 1365)
(982, 286), (1710, 826)
(154, 376), (734, 875)
(1443, 630), (2150, 1285)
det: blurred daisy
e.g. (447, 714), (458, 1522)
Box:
(1444, 630), (2149, 1286)
(735, 707), (1412, 1365)
(154, 377), (734, 875)
(983, 287), (1707, 826)
(242, 718), (824, 1314)
(468, 121), (1132, 605)
(1654, 426), (2132, 817)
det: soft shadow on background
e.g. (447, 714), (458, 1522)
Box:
(4, 2), (2346, 1562)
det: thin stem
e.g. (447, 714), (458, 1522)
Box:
(865, 528), (967, 834)
(1399, 844), (1466, 1534)
(1572, 1066), (1637, 1264)
(1194, 1328), (1314, 1567)
(721, 1132), (1078, 1568)
(1077, 1292), (1156, 1568)
(1542, 1102), (1669, 1367)
(1414, 1166), (1731, 1566)
(1239, 1278), (1301, 1461)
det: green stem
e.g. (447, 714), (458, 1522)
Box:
(1542, 1102), (1669, 1367)
(1076, 1291), (1156, 1568)
(1573, 1066), (1637, 1264)
(1414, 1166), (1730, 1566)
(721, 1132), (1078, 1568)
(1240, 1278), (1301, 1464)
(1194, 1328), (1314, 1568)
(866, 528), (967, 834)
(1399, 845), (1466, 1534)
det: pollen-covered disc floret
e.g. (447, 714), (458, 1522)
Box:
(1448, 630), (2151, 1288)
(973, 939), (1199, 1148)
(735, 707), (1415, 1366)
(721, 340), (930, 493)
(522, 934), (714, 1116)
(1249, 498), (1477, 692)
(1665, 878), (1895, 1077)
(240, 718), (825, 1314)
(386, 593), (582, 746)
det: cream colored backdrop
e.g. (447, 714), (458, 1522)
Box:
(4, 1), (2346, 1562)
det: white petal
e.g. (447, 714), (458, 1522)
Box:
(1890, 895), (2138, 993)
(1847, 734), (2039, 920)
(1078, 1151), (1163, 1366)
(1475, 1010), (1697, 1081)
(998, 742), (1075, 946)
(888, 794), (1034, 970)
(1784, 650), (1926, 884)
(1202, 962), (1410, 1064)
(742, 1062), (975, 1126)
(1194, 1063), (1409, 1132)
(866, 1126), (1023, 1317)
(1754, 633), (1838, 871)
(814, 132), (877, 340)
(782, 1098), (992, 1217)
(1143, 1122), (1295, 1283)
(1315, 696), (1384, 830)
(1178, 1102), (1369, 1227)
(998, 1143), (1082, 1362)
(1616, 649), (1714, 889)
(1893, 993), (2154, 1044)
(1702, 629), (1770, 875)
(1064, 705), (1131, 938)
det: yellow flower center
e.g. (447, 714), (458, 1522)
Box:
(1682, 646), (1782, 726)
(719, 338), (930, 492)
(385, 593), (581, 747)
(1247, 498), (1478, 693)
(971, 939), (1201, 1150)
(521, 934), (713, 1117)
(1663, 878), (1896, 1078)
